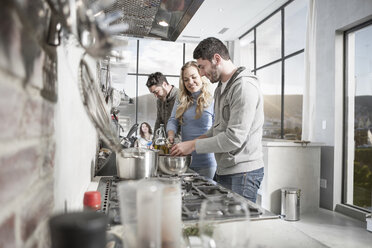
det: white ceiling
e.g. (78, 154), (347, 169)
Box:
(177, 0), (288, 42)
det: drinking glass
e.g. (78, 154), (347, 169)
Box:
(118, 179), (163, 248)
(158, 178), (182, 248)
(117, 181), (139, 248)
(199, 198), (251, 248)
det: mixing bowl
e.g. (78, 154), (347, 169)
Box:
(158, 154), (191, 175)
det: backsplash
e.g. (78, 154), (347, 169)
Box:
(0, 1), (98, 247)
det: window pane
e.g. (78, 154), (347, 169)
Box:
(137, 75), (179, 130)
(256, 12), (281, 67)
(138, 39), (183, 75)
(284, 54), (304, 140)
(256, 62), (282, 139)
(185, 42), (198, 63)
(116, 74), (137, 137)
(120, 39), (138, 73)
(240, 31), (255, 71)
(346, 24), (372, 211)
(284, 0), (308, 55)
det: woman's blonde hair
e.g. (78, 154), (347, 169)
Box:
(175, 61), (213, 124)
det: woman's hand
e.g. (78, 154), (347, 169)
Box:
(167, 130), (175, 144)
(168, 136), (174, 144)
(170, 140), (196, 156)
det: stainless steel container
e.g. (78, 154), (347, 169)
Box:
(116, 148), (159, 179)
(281, 188), (301, 221)
(158, 155), (191, 175)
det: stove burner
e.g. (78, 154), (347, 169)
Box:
(97, 174), (262, 225)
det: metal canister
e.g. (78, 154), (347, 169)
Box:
(281, 188), (301, 221)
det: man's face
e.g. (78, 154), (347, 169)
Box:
(148, 82), (168, 101)
(196, 58), (220, 83)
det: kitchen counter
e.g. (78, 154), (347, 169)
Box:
(90, 175), (372, 247)
(106, 208), (372, 248)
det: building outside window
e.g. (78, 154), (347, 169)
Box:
(239, 0), (308, 140)
(344, 21), (372, 211)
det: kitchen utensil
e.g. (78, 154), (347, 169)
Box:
(116, 148), (159, 179)
(158, 154), (191, 175)
(120, 123), (139, 148)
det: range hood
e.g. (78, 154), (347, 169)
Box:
(99, 0), (204, 41)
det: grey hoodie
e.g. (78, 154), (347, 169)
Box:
(195, 67), (264, 175)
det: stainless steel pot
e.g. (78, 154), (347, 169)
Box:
(158, 155), (191, 175)
(116, 148), (159, 179)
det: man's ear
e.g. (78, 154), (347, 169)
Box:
(213, 53), (221, 65)
(162, 81), (168, 88)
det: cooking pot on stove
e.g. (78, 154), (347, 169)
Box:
(116, 148), (159, 179)
(158, 154), (191, 175)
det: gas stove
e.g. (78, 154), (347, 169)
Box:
(96, 172), (274, 227)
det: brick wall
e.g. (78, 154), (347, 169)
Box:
(0, 1), (97, 247)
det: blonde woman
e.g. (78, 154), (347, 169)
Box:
(167, 61), (216, 179)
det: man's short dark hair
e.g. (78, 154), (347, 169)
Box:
(193, 37), (230, 61)
(146, 72), (169, 88)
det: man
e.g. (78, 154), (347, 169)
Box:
(146, 72), (179, 132)
(170, 37), (264, 203)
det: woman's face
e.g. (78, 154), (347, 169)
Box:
(182, 66), (203, 93)
(141, 124), (149, 133)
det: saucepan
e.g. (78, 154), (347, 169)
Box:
(158, 154), (192, 175)
(116, 148), (159, 179)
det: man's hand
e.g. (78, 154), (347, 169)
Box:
(170, 140), (196, 156)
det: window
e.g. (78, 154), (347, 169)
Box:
(107, 39), (198, 135)
(239, 0), (308, 140)
(344, 21), (372, 211)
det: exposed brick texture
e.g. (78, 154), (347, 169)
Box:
(20, 97), (55, 138)
(0, 4), (25, 79)
(0, 214), (16, 248)
(41, 139), (56, 175)
(20, 180), (53, 242)
(0, 146), (39, 205)
(0, 80), (24, 140)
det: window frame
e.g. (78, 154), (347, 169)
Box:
(239, 0), (306, 139)
(343, 19), (372, 211)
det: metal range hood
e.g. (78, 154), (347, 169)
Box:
(102, 0), (204, 41)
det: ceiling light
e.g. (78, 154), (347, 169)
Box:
(158, 20), (169, 27)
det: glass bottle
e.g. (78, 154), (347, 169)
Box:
(154, 124), (168, 154)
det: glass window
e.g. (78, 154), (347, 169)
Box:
(284, 53), (304, 140)
(138, 39), (183, 75)
(120, 39), (138, 73)
(240, 31), (255, 71)
(185, 42), (198, 63)
(137, 75), (179, 130)
(116, 74), (137, 137)
(137, 75), (157, 130)
(256, 12), (281, 67)
(284, 0), (308, 56)
(256, 62), (282, 139)
(345, 23), (372, 211)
